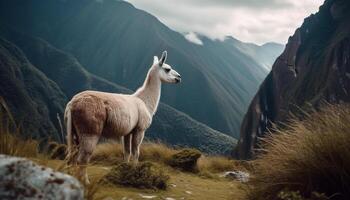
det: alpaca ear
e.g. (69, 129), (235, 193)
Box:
(159, 51), (167, 66)
(153, 56), (159, 65)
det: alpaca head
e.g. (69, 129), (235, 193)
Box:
(152, 51), (181, 84)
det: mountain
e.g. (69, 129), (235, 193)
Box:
(0, 29), (236, 155)
(223, 37), (285, 70)
(0, 37), (66, 141)
(237, 0), (350, 159)
(0, 0), (281, 138)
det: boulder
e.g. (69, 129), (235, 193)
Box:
(0, 154), (83, 200)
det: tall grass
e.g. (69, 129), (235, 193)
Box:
(91, 141), (239, 174)
(91, 141), (178, 165)
(198, 155), (240, 173)
(0, 97), (39, 157)
(0, 97), (104, 200)
(249, 104), (350, 200)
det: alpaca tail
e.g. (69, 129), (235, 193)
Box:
(65, 103), (78, 164)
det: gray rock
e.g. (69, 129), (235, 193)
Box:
(0, 154), (83, 200)
(221, 170), (250, 183)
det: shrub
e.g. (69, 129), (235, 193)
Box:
(249, 104), (350, 200)
(48, 142), (67, 160)
(103, 162), (169, 190)
(168, 148), (201, 172)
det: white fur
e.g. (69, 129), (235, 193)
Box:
(64, 51), (181, 184)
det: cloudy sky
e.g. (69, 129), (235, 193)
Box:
(125, 0), (323, 45)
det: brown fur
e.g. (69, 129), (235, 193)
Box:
(64, 51), (181, 184)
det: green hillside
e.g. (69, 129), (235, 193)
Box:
(0, 0), (282, 137)
(0, 30), (236, 155)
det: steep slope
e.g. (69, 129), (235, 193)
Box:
(0, 0), (273, 137)
(0, 30), (236, 155)
(0, 37), (66, 140)
(237, 0), (350, 159)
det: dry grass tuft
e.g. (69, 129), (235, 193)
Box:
(91, 141), (239, 174)
(249, 104), (350, 200)
(91, 141), (176, 165)
(90, 142), (125, 164)
(198, 156), (238, 173)
(0, 97), (39, 157)
(46, 141), (67, 160)
(50, 144), (67, 160)
(139, 142), (176, 163)
(0, 131), (39, 158)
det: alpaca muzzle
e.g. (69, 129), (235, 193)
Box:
(175, 74), (181, 83)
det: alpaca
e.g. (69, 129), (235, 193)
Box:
(64, 51), (181, 183)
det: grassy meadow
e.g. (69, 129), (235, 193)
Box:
(1, 98), (349, 200)
(0, 131), (247, 200)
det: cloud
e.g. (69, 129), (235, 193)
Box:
(165, 0), (293, 9)
(184, 32), (203, 45)
(125, 0), (323, 45)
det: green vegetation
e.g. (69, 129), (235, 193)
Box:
(249, 104), (350, 200)
(0, 0), (283, 140)
(4, 90), (349, 200)
(0, 33), (237, 155)
(91, 142), (240, 175)
(0, 101), (245, 199)
(168, 148), (202, 172)
(104, 162), (169, 190)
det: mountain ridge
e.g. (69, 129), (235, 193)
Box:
(0, 28), (237, 155)
(237, 0), (350, 159)
(0, 0), (283, 138)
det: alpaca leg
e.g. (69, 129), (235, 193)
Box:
(131, 131), (145, 164)
(77, 135), (99, 184)
(123, 134), (132, 162)
(67, 128), (79, 166)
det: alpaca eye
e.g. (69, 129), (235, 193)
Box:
(164, 68), (171, 73)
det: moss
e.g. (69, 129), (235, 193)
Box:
(168, 148), (202, 172)
(103, 162), (169, 190)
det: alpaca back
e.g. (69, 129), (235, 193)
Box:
(69, 91), (142, 138)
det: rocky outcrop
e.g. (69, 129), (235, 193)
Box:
(221, 171), (250, 183)
(0, 154), (83, 199)
(237, 0), (350, 159)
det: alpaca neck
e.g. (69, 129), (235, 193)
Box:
(134, 68), (161, 115)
